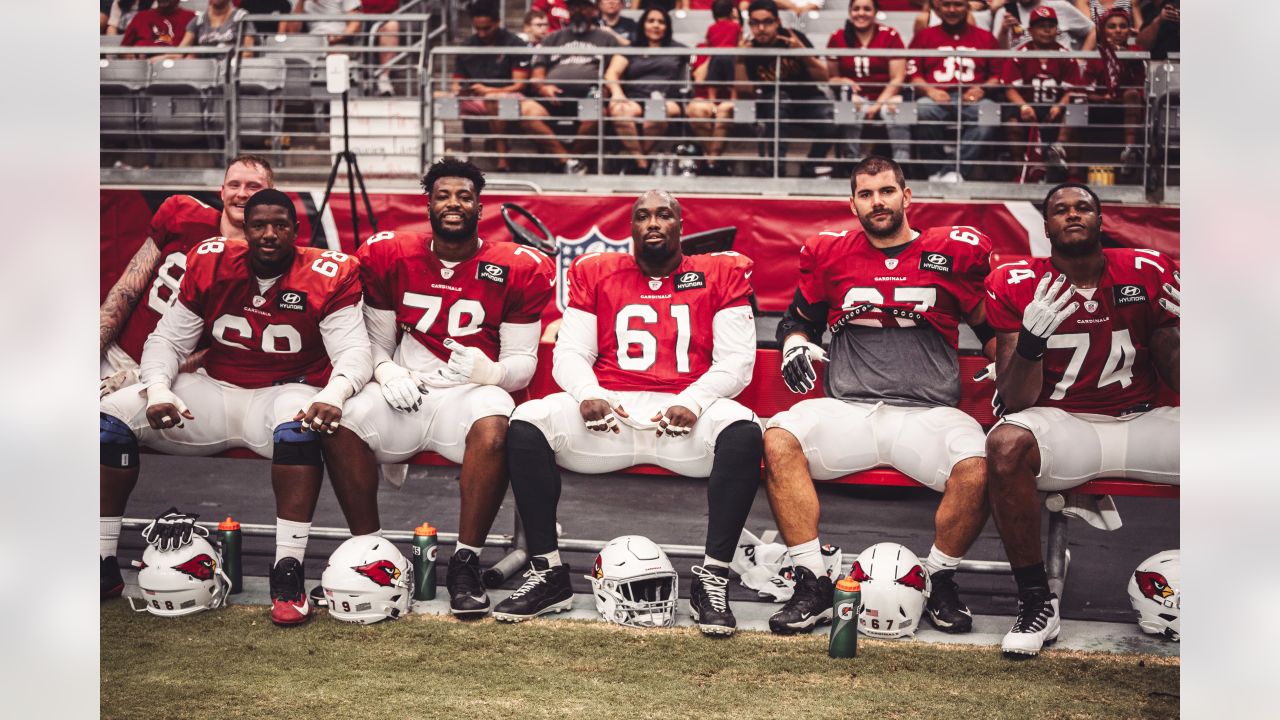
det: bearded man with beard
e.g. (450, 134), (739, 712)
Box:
(322, 158), (555, 618)
(492, 189), (763, 638)
(763, 155), (998, 636)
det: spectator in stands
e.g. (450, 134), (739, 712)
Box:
(1135, 0), (1177, 59)
(604, 5), (689, 173)
(520, 9), (552, 45)
(1083, 8), (1145, 176)
(909, 0), (1001, 182)
(1002, 6), (1081, 181)
(453, 0), (531, 172)
(735, 0), (833, 178)
(177, 0), (256, 56)
(598, 0), (638, 46)
(101, 0), (113, 34)
(687, 0), (742, 174)
(106, 0), (155, 36)
(521, 0), (621, 173)
(361, 0), (403, 96)
(533, 0), (572, 33)
(826, 0), (910, 164)
(122, 0), (196, 56)
(914, 0), (995, 35)
(992, 0), (1094, 50)
(1075, 0), (1141, 30)
(239, 0), (295, 36)
(284, 0), (362, 45)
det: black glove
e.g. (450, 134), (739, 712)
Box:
(141, 507), (205, 552)
(781, 341), (826, 394)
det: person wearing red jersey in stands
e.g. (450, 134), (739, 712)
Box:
(99, 189), (373, 628)
(532, 0), (572, 32)
(322, 158), (555, 619)
(493, 190), (762, 637)
(122, 0), (196, 58)
(100, 155), (276, 399)
(1082, 8), (1145, 178)
(985, 183), (1179, 658)
(826, 0), (910, 163)
(1002, 6), (1083, 181)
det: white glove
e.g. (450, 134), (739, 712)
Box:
(145, 383), (191, 428)
(1016, 273), (1079, 360)
(433, 338), (504, 386)
(101, 366), (140, 398)
(1159, 270), (1181, 318)
(374, 361), (429, 413)
(780, 334), (827, 394)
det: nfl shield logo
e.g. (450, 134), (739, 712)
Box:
(555, 226), (632, 311)
(648, 279), (662, 291)
(440, 268), (455, 280)
(884, 258), (899, 270)
(1084, 300), (1099, 313)
(252, 296), (266, 308)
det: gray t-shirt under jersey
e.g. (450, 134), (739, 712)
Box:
(824, 320), (961, 409)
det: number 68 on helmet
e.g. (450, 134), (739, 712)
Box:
(128, 535), (232, 617)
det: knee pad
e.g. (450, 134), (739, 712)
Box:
(100, 413), (139, 468)
(272, 421), (323, 467)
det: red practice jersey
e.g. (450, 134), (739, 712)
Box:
(358, 232), (556, 362)
(827, 24), (906, 99)
(1002, 41), (1083, 104)
(177, 239), (361, 389)
(985, 249), (1180, 415)
(116, 195), (223, 361)
(798, 226), (992, 350)
(908, 23), (1002, 87)
(567, 251), (754, 393)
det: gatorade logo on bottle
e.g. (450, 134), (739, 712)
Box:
(836, 601), (856, 621)
(427, 546), (438, 562)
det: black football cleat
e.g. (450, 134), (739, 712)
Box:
(768, 566), (833, 635)
(689, 565), (736, 636)
(446, 549), (492, 617)
(925, 570), (974, 634)
(493, 557), (573, 622)
(101, 556), (124, 601)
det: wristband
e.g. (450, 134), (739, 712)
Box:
(1015, 328), (1048, 361)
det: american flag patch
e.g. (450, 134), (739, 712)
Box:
(865, 608), (879, 617)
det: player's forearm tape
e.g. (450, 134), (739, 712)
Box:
(311, 375), (355, 409)
(971, 321), (996, 346)
(1016, 328), (1048, 361)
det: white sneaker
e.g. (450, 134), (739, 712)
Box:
(929, 170), (962, 183)
(376, 74), (394, 97)
(1002, 591), (1061, 658)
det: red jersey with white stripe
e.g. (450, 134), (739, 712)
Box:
(1001, 41), (1083, 104)
(908, 23), (1002, 86)
(177, 239), (361, 389)
(826, 24), (906, 99)
(985, 249), (1180, 415)
(116, 195), (222, 361)
(567, 251), (753, 393)
(798, 225), (992, 349)
(357, 232), (556, 363)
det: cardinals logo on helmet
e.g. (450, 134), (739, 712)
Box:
(1134, 570), (1174, 601)
(895, 565), (927, 592)
(851, 561), (872, 583)
(354, 560), (402, 587)
(173, 554), (215, 581)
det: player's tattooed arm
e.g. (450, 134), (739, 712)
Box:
(100, 237), (162, 354)
(1149, 326), (1179, 394)
(994, 330), (1044, 414)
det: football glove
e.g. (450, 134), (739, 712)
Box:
(781, 336), (827, 394)
(972, 362), (996, 382)
(141, 507), (207, 552)
(1159, 270), (1181, 318)
(374, 361), (429, 413)
(100, 366), (140, 398)
(1017, 273), (1079, 360)
(434, 338), (503, 386)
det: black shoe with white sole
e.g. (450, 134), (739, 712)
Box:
(493, 557), (573, 622)
(1002, 589), (1061, 658)
(768, 566), (833, 635)
(446, 549), (492, 617)
(926, 570), (974, 634)
(689, 565), (736, 636)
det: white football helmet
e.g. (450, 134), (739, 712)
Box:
(1127, 549), (1180, 642)
(129, 536), (231, 617)
(850, 542), (931, 639)
(321, 535), (414, 624)
(588, 535), (678, 628)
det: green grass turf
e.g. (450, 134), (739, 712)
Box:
(102, 604), (1179, 719)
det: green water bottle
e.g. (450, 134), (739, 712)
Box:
(828, 576), (861, 658)
(217, 516), (242, 594)
(412, 523), (438, 601)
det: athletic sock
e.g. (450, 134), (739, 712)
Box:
(535, 550), (562, 568)
(100, 516), (122, 558)
(925, 544), (962, 577)
(455, 542), (484, 558)
(701, 556), (731, 570)
(1012, 562), (1049, 595)
(788, 538), (827, 579)
(275, 518), (311, 564)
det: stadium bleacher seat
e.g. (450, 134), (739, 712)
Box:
(146, 58), (223, 144)
(235, 57), (288, 150)
(100, 58), (151, 144)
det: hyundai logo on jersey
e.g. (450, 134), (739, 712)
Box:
(920, 252), (953, 273)
(277, 290), (307, 312)
(1114, 284), (1147, 305)
(477, 262), (508, 285)
(674, 271), (706, 291)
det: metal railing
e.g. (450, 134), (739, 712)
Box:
(101, 28), (1179, 200)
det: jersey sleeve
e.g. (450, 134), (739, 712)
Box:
(176, 241), (217, 316)
(955, 229), (994, 314)
(983, 267), (1024, 333)
(716, 253), (754, 310)
(149, 195), (202, 251)
(505, 250), (556, 324)
(321, 260), (364, 316)
(796, 235), (826, 306)
(355, 236), (395, 310)
(1001, 54), (1022, 86)
(566, 254), (602, 314)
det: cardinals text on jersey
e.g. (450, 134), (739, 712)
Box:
(568, 250), (753, 393)
(985, 248), (1179, 415)
(177, 238), (361, 388)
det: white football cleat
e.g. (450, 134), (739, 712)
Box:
(1002, 591), (1060, 658)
